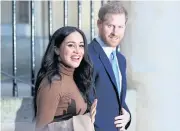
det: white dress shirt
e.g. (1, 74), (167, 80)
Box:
(95, 36), (122, 94)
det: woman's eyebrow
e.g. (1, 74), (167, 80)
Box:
(66, 41), (84, 44)
(66, 41), (76, 44)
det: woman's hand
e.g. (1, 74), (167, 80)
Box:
(90, 99), (98, 123)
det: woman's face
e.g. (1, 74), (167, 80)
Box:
(57, 31), (85, 68)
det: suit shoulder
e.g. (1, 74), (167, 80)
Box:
(117, 52), (127, 66)
(88, 42), (93, 50)
(117, 52), (126, 61)
(88, 39), (96, 48)
(88, 40), (98, 56)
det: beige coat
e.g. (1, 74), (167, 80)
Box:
(35, 113), (95, 131)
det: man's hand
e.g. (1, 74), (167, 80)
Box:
(114, 108), (130, 131)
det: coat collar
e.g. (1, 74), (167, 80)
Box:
(92, 39), (118, 88)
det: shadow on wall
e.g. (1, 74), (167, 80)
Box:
(14, 97), (35, 131)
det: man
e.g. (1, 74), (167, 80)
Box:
(88, 1), (131, 131)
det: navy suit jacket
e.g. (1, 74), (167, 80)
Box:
(88, 39), (131, 131)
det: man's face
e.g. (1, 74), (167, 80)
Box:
(97, 13), (126, 48)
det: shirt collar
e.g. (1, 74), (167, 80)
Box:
(96, 36), (116, 59)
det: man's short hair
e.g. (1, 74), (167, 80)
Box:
(98, 1), (128, 23)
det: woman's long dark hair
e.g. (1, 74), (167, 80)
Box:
(33, 26), (93, 117)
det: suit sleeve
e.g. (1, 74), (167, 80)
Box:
(36, 80), (61, 128)
(88, 62), (101, 131)
(88, 62), (98, 102)
(123, 102), (131, 129)
(122, 57), (132, 129)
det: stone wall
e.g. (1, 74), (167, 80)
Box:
(0, 90), (136, 131)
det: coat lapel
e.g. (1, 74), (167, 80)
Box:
(116, 51), (125, 104)
(92, 39), (118, 88)
(117, 52), (124, 87)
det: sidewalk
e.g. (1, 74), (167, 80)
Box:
(1, 83), (32, 97)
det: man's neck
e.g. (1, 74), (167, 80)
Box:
(98, 35), (116, 50)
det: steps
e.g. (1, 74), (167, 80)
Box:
(1, 90), (136, 131)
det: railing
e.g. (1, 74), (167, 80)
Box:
(1, 0), (106, 97)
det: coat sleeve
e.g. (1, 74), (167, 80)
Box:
(36, 80), (61, 128)
(121, 57), (131, 129)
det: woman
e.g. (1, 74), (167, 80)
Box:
(34, 26), (97, 130)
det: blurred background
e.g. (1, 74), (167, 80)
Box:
(1, 1), (180, 131)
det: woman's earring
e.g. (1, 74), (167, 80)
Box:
(54, 46), (60, 55)
(58, 56), (61, 62)
(54, 46), (61, 62)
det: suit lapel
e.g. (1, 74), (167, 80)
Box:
(117, 52), (123, 85)
(116, 52), (125, 83)
(92, 39), (118, 88)
(116, 52), (125, 103)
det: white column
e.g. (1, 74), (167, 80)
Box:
(122, 1), (180, 131)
